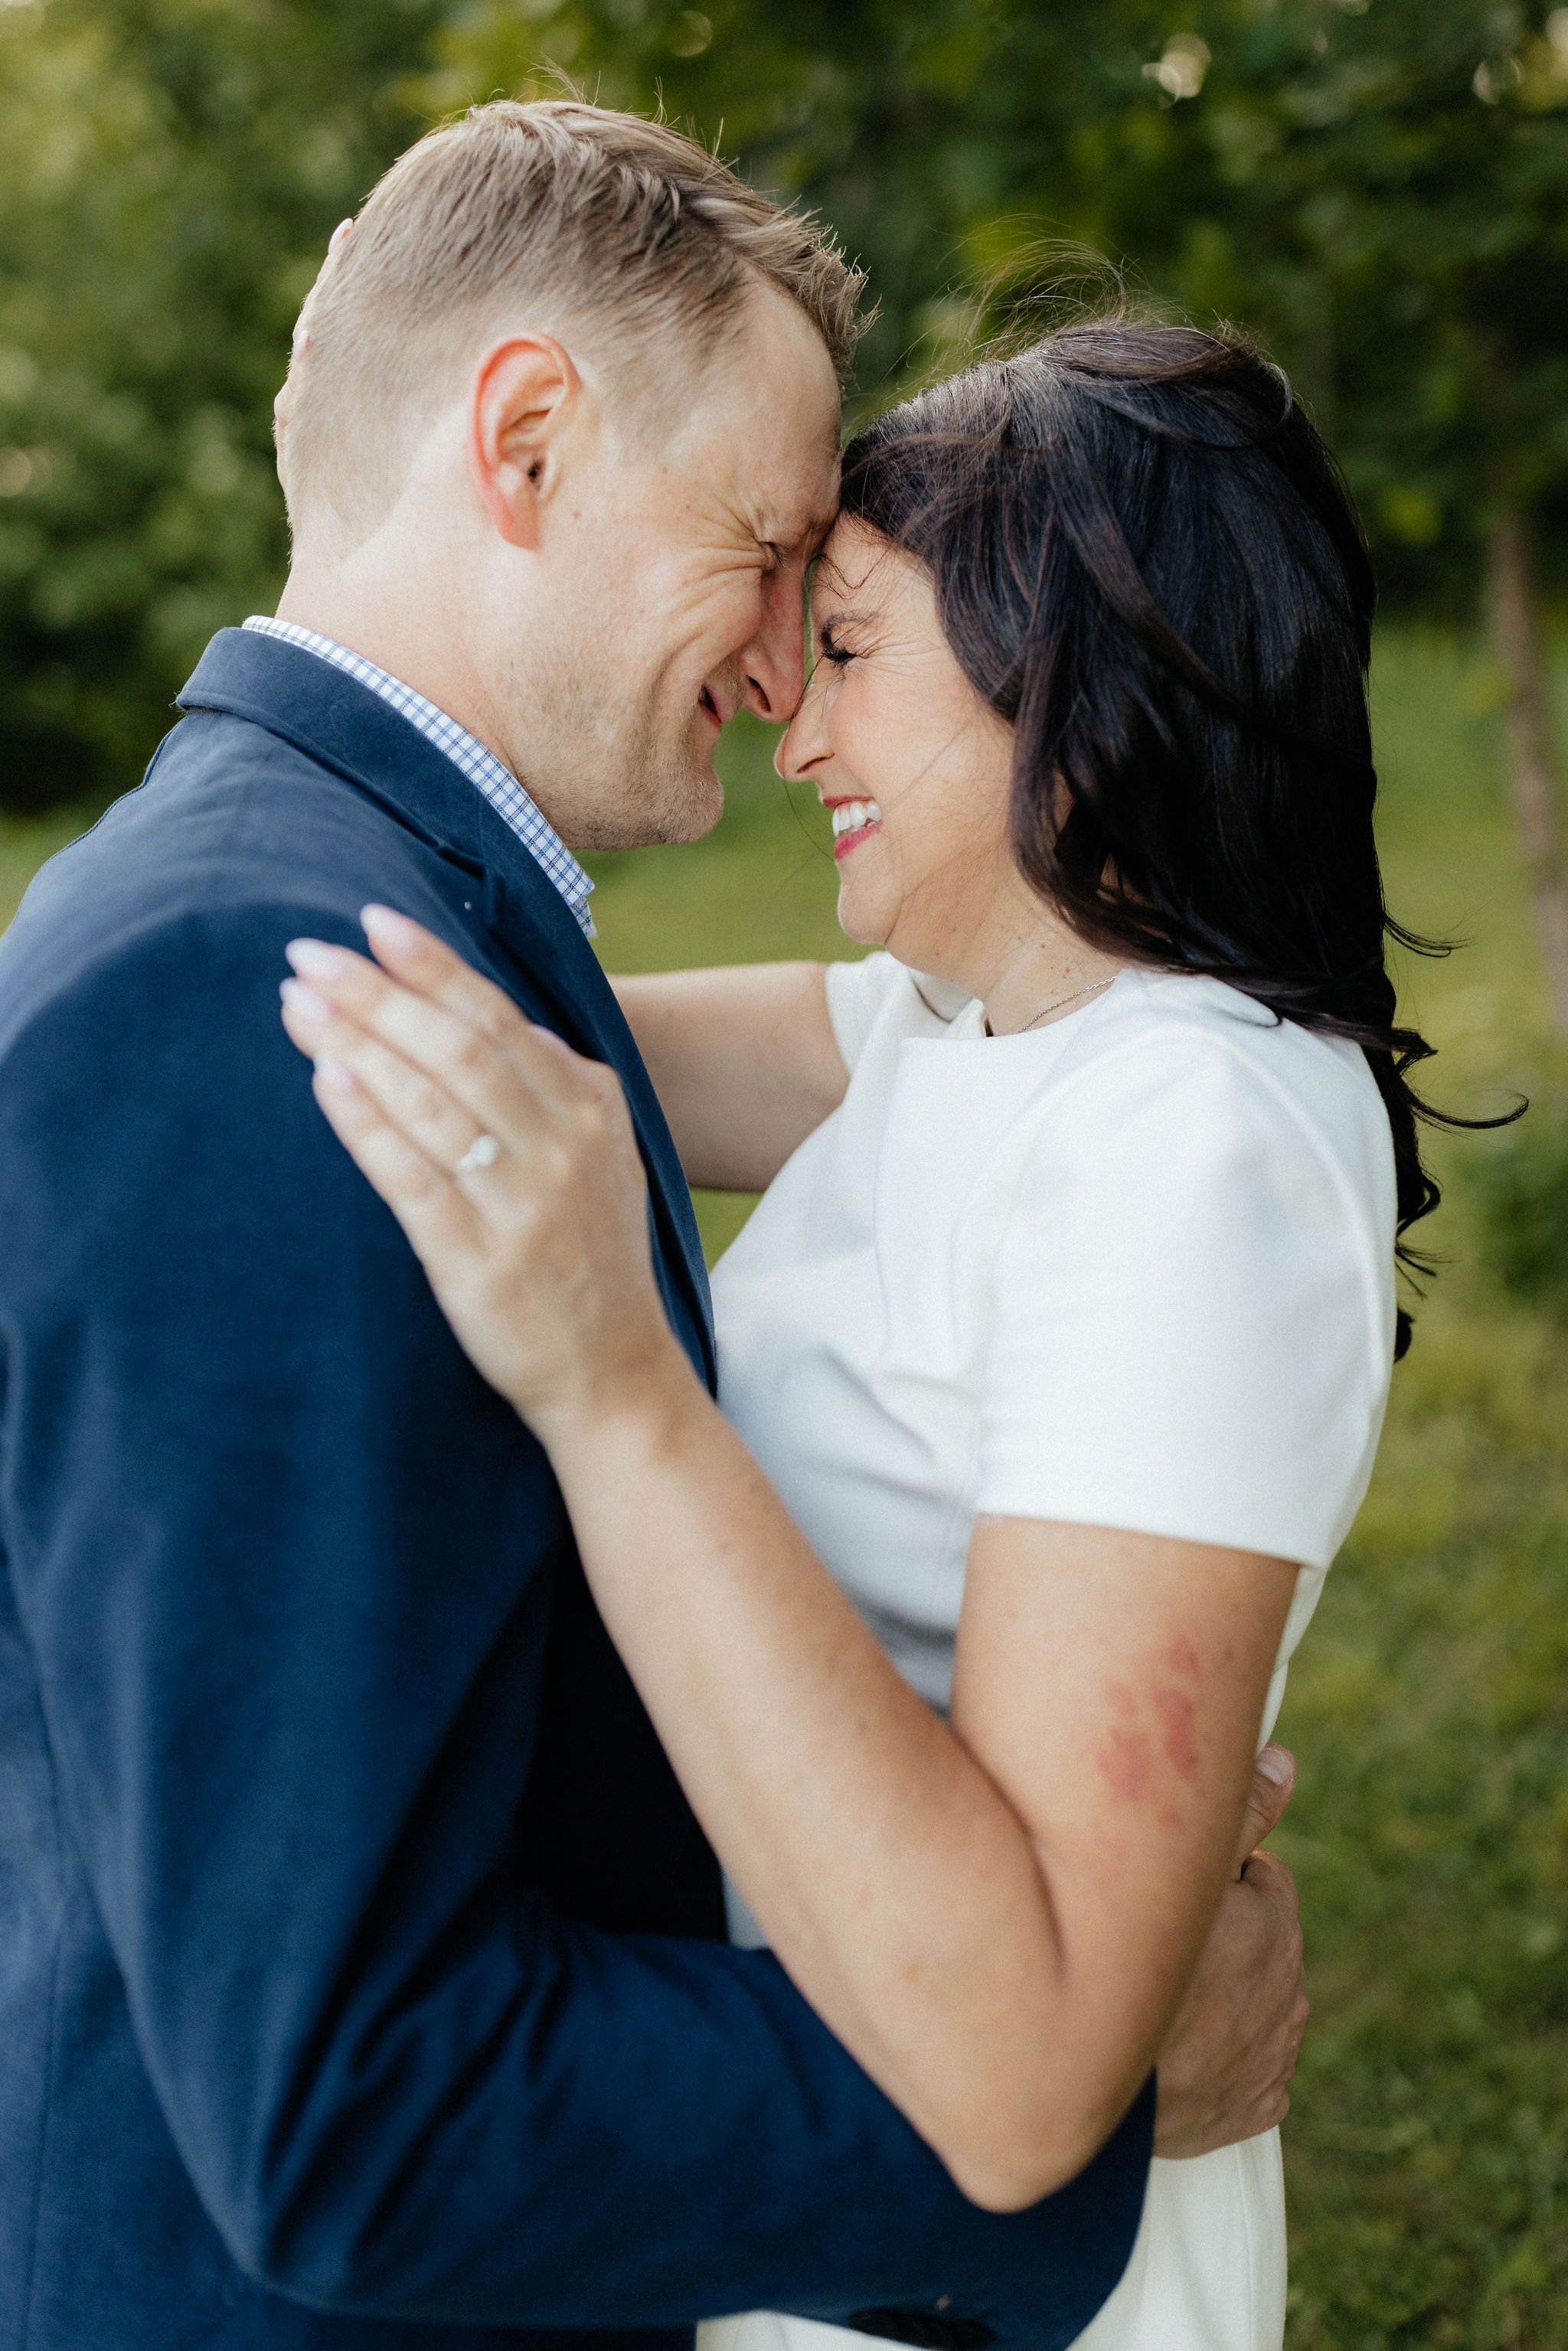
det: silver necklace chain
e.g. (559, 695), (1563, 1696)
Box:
(1017, 973), (1119, 1033)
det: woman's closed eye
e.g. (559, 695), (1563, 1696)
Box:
(815, 626), (857, 669)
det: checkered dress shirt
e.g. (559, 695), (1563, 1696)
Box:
(242, 615), (595, 936)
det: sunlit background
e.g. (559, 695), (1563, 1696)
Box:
(2, 3), (1566, 2343)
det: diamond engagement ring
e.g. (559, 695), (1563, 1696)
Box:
(454, 1133), (501, 1177)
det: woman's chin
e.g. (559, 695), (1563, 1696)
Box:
(834, 877), (894, 949)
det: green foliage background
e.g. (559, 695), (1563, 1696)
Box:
(7, 0), (1568, 799)
(2, 5), (1566, 2346)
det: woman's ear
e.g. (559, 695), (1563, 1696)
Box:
(468, 335), (584, 550)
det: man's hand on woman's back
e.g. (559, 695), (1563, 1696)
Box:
(1154, 1745), (1308, 2157)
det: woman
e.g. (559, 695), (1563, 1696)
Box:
(277, 318), (1438, 2349)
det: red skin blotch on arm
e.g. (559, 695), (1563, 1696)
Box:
(1096, 1681), (1158, 1801)
(1096, 1666), (1200, 1824)
(1152, 1684), (1200, 1781)
(1096, 1722), (1155, 1802)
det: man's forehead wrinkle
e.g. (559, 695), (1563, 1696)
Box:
(746, 495), (835, 559)
(781, 489), (840, 563)
(739, 430), (838, 550)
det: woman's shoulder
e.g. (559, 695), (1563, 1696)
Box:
(1047, 969), (1393, 1189)
(824, 951), (974, 1072)
(980, 971), (1400, 1572)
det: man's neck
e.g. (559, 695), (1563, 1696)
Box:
(274, 566), (513, 775)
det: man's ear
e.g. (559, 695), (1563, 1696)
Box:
(469, 335), (585, 550)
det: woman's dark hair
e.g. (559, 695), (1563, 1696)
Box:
(841, 313), (1489, 1358)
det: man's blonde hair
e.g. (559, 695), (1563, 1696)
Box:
(284, 100), (866, 539)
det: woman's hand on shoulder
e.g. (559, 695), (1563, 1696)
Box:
(279, 906), (691, 1441)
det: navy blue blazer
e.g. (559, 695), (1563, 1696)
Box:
(0, 629), (1152, 2351)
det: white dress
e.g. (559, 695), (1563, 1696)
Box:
(697, 956), (1396, 2351)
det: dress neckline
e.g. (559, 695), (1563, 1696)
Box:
(957, 967), (1133, 1047)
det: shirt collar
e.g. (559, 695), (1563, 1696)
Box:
(241, 616), (594, 936)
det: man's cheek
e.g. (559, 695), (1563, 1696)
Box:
(673, 559), (769, 646)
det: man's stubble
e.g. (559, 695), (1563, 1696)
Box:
(505, 596), (727, 856)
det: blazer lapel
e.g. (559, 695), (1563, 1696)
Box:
(481, 864), (717, 1393)
(177, 629), (717, 1390)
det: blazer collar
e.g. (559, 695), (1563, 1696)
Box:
(178, 629), (716, 1383)
(179, 627), (531, 880)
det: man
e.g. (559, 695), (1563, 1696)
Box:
(0, 100), (1305, 2351)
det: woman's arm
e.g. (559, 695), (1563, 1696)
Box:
(611, 963), (848, 1190)
(537, 1388), (1295, 2207)
(278, 913), (1297, 2209)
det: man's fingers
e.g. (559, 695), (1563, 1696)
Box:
(1232, 1743), (1295, 1874)
(1240, 1843), (1302, 1922)
(1155, 1784), (1309, 2160)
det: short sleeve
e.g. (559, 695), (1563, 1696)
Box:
(975, 1027), (1393, 1570)
(825, 955), (974, 1073)
(824, 952), (903, 1071)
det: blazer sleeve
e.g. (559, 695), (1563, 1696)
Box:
(0, 900), (1151, 2342)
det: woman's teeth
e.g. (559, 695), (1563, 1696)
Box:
(831, 800), (882, 838)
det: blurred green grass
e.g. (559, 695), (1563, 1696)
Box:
(2, 630), (1564, 2349)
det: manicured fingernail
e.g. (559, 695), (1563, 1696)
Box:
(280, 977), (332, 1023)
(1256, 1744), (1294, 1788)
(286, 938), (354, 981)
(361, 904), (423, 954)
(314, 1055), (358, 1096)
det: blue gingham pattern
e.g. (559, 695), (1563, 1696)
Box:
(242, 615), (595, 936)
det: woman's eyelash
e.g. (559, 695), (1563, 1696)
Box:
(817, 634), (855, 668)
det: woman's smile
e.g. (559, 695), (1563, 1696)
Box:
(776, 518), (1044, 984)
(825, 796), (883, 860)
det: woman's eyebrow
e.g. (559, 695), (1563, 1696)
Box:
(815, 603), (879, 634)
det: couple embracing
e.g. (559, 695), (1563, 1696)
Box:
(0, 97), (1425, 2351)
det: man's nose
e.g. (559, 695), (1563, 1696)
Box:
(738, 568), (807, 725)
(775, 662), (829, 784)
